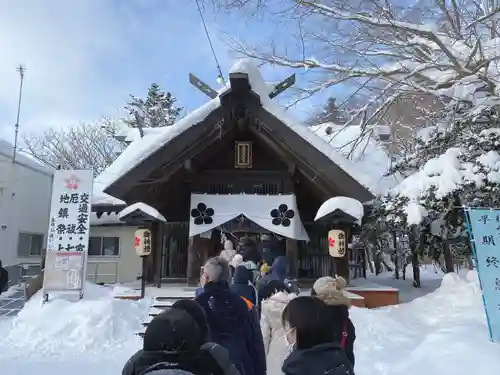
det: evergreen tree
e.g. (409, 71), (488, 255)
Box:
(372, 96), (500, 272)
(125, 83), (183, 128)
(307, 97), (346, 125)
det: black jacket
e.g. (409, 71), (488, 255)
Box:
(326, 305), (356, 367)
(122, 342), (239, 375)
(282, 343), (354, 375)
(195, 281), (266, 375)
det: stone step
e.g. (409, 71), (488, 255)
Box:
(136, 295), (193, 337)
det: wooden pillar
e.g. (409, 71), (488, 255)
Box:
(187, 235), (211, 286)
(153, 222), (165, 288)
(286, 239), (298, 278)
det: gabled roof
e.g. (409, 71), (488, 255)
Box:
(97, 60), (378, 204)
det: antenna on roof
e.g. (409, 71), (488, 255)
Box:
(12, 64), (26, 164)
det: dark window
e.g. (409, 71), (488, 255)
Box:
(88, 236), (119, 256)
(17, 232), (44, 257)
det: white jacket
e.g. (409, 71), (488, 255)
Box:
(260, 292), (296, 375)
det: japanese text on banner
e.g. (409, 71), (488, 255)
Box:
(467, 209), (500, 343)
(47, 170), (94, 253)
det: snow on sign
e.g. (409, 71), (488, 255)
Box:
(43, 170), (93, 299)
(465, 208), (500, 343)
(328, 229), (346, 258)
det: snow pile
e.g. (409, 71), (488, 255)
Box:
(352, 271), (500, 375)
(310, 123), (398, 193)
(314, 196), (364, 221)
(1, 270), (499, 375)
(0, 283), (148, 356)
(118, 202), (167, 222)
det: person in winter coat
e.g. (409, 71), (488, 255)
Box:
(260, 291), (297, 375)
(258, 256), (291, 304)
(230, 265), (257, 308)
(122, 305), (239, 375)
(0, 260), (9, 295)
(281, 296), (354, 375)
(220, 240), (237, 264)
(238, 237), (261, 265)
(311, 276), (356, 368)
(196, 257), (266, 375)
(258, 234), (281, 266)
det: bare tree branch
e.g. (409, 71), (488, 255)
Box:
(21, 118), (126, 176)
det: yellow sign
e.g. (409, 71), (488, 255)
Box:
(135, 229), (152, 256)
(328, 229), (346, 258)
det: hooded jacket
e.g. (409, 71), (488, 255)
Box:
(195, 281), (266, 375)
(258, 257), (290, 304)
(260, 292), (297, 375)
(230, 266), (257, 306)
(281, 343), (354, 375)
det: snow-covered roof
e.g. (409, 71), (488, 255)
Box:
(0, 139), (54, 176)
(118, 202), (166, 223)
(94, 59), (378, 203)
(309, 123), (399, 194)
(314, 196), (364, 222)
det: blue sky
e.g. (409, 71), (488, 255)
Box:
(0, 0), (337, 143)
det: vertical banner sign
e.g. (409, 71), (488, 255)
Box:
(465, 208), (500, 343)
(42, 170), (94, 300)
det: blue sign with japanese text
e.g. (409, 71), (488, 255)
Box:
(466, 208), (500, 343)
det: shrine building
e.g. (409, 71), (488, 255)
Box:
(88, 60), (388, 286)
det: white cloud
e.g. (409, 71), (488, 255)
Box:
(0, 0), (127, 141)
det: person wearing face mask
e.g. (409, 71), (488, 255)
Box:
(280, 296), (354, 375)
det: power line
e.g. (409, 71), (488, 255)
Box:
(194, 0), (226, 85)
(13, 64), (26, 164)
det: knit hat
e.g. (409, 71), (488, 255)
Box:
(230, 254), (244, 268)
(171, 299), (209, 341)
(260, 263), (270, 274)
(143, 307), (203, 351)
(312, 276), (351, 307)
(223, 240), (234, 251)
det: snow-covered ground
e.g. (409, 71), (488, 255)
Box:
(0, 271), (498, 375)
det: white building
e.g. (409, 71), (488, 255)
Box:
(0, 140), (53, 268)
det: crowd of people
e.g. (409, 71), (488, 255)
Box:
(123, 234), (356, 375)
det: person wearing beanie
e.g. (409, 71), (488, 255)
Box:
(230, 265), (257, 309)
(220, 240), (237, 264)
(122, 307), (240, 375)
(311, 276), (356, 368)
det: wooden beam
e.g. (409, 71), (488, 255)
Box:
(250, 125), (333, 198)
(189, 73), (218, 99)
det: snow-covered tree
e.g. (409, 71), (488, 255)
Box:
(125, 83), (183, 129)
(22, 118), (126, 176)
(306, 96), (347, 125)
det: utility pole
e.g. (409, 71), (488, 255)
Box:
(12, 65), (26, 164)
